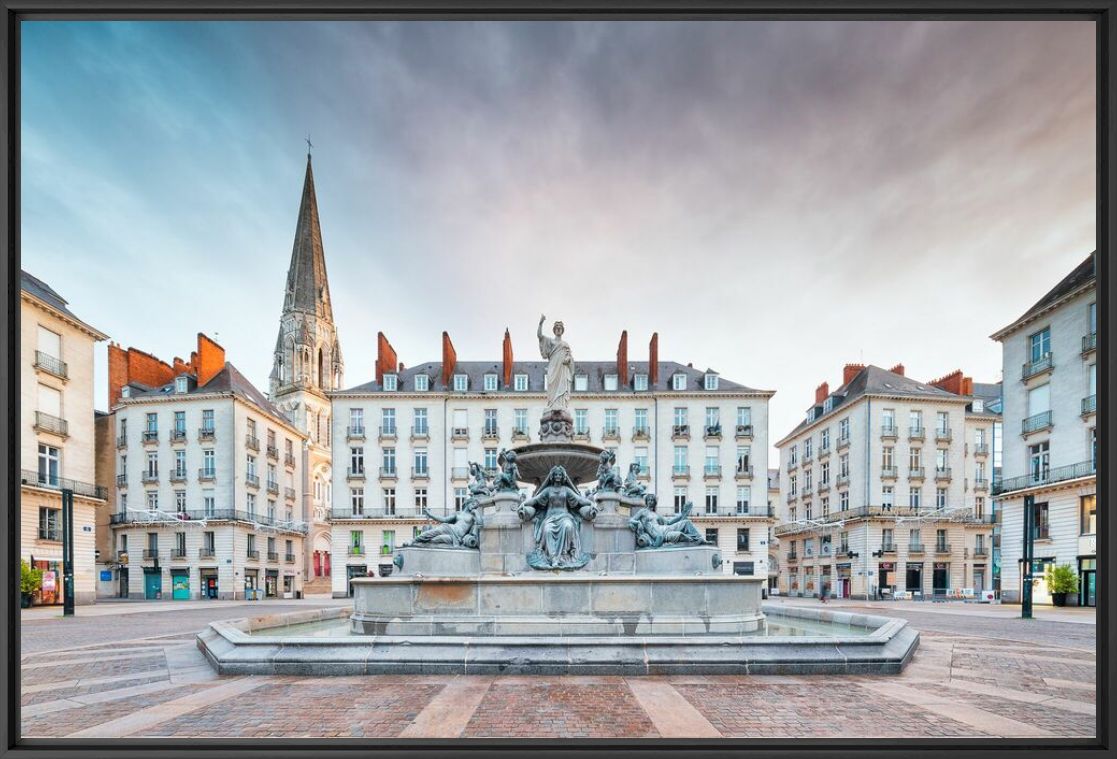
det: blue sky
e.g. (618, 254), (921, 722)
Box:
(21, 20), (1096, 452)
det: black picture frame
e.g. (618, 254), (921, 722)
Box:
(1, 1), (1111, 757)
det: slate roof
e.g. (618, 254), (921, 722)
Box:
(339, 360), (764, 395)
(123, 362), (292, 425)
(21, 270), (106, 337)
(992, 251), (1096, 339)
(282, 155), (334, 320)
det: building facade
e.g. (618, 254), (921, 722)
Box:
(268, 153), (344, 589)
(774, 364), (999, 600)
(992, 252), (1097, 606)
(106, 334), (308, 600)
(327, 330), (775, 596)
(20, 271), (108, 605)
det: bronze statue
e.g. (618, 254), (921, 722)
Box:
(493, 449), (521, 492)
(594, 449), (623, 493)
(518, 465), (597, 569)
(621, 462), (647, 498)
(413, 501), (483, 548)
(628, 495), (705, 548)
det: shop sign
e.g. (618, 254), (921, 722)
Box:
(42, 571), (56, 592)
(934, 562), (948, 570)
(879, 562), (895, 570)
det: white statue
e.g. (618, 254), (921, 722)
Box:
(538, 314), (574, 414)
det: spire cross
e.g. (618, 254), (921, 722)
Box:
(305, 134), (313, 156)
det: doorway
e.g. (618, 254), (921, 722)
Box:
(143, 569), (162, 600)
(201, 572), (219, 599)
(346, 565), (368, 597)
(118, 567), (129, 598)
(171, 571), (190, 600)
(1079, 558), (1096, 607)
(932, 563), (949, 595)
(905, 563), (923, 594)
(878, 562), (896, 598)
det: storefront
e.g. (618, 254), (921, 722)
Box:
(834, 564), (851, 599)
(143, 567), (162, 600)
(878, 562), (897, 598)
(200, 569), (219, 599)
(932, 562), (949, 595)
(1021, 557), (1055, 606)
(265, 569), (279, 598)
(118, 566), (130, 599)
(1078, 558), (1096, 607)
(905, 562), (923, 594)
(820, 566), (832, 597)
(972, 564), (987, 592)
(29, 559), (61, 605)
(346, 564), (368, 597)
(283, 573), (295, 599)
(171, 570), (190, 600)
(244, 569), (258, 598)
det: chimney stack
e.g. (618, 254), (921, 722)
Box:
(889, 363), (905, 376)
(502, 328), (513, 388)
(815, 382), (830, 404)
(195, 333), (226, 387)
(441, 332), (457, 387)
(842, 363), (866, 385)
(616, 330), (629, 386)
(376, 332), (398, 384)
(648, 333), (659, 385)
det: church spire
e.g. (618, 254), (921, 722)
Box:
(283, 153), (334, 321)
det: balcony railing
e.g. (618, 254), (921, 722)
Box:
(703, 465), (722, 479)
(285, 553), (296, 563)
(267, 551), (279, 562)
(880, 425), (898, 439)
(672, 424), (690, 439)
(347, 426), (366, 440)
(245, 434), (259, 451)
(907, 544), (925, 555)
(285, 453), (296, 468)
(1082, 395), (1096, 416)
(20, 469), (107, 499)
(1022, 353), (1054, 381)
(412, 467), (430, 480)
(908, 427), (925, 441)
(111, 509), (307, 533)
(973, 443), (989, 456)
(735, 424), (753, 439)
(993, 459), (1096, 495)
(934, 543), (951, 554)
(412, 426), (431, 440)
(1083, 332), (1097, 354)
(837, 435), (851, 450)
(816, 480), (830, 493)
(116, 434), (127, 449)
(170, 470), (187, 483)
(817, 445), (830, 459)
(284, 487), (296, 500)
(198, 427), (215, 442)
(346, 467), (366, 480)
(908, 467), (925, 480)
(974, 478), (989, 491)
(573, 429), (591, 441)
(170, 548), (187, 559)
(141, 471), (159, 484)
(967, 548), (989, 559)
(881, 543), (897, 554)
(34, 411), (69, 438)
(199, 547), (216, 558)
(33, 350), (68, 379)
(348, 545), (365, 556)
(266, 480), (280, 494)
(880, 466), (898, 479)
(170, 429), (187, 443)
(836, 473), (850, 487)
(1022, 410), (1053, 435)
(198, 468), (216, 482)
(451, 467), (469, 481)
(935, 428), (952, 442)
(935, 467), (952, 482)
(379, 426), (398, 441)
(245, 474), (260, 488)
(632, 426), (650, 439)
(672, 465), (690, 478)
(735, 465), (754, 479)
(704, 424), (722, 439)
(451, 427), (469, 441)
(266, 445), (279, 459)
(246, 549), (260, 560)
(786, 552), (798, 562)
(142, 430), (159, 444)
(379, 467), (398, 480)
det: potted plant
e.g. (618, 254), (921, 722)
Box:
(20, 560), (42, 608)
(1045, 564), (1079, 607)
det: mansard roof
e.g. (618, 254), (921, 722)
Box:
(122, 362), (294, 428)
(339, 360), (765, 395)
(991, 251), (1096, 340)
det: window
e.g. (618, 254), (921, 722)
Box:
(909, 410), (922, 432)
(820, 461), (830, 484)
(674, 407), (688, 428)
(882, 528), (894, 549)
(820, 428), (830, 450)
(37, 444), (60, 485)
(705, 407), (720, 431)
(203, 531), (215, 552)
(935, 529), (947, 550)
(246, 492), (256, 516)
(37, 325), (61, 360)
(1029, 441), (1050, 483)
(882, 486), (894, 508)
(174, 450), (186, 477)
(119, 454), (127, 478)
(705, 487), (719, 514)
(201, 409), (214, 431)
(202, 449), (215, 476)
(882, 408), (895, 431)
(736, 486), (751, 514)
(736, 528), (749, 551)
(147, 491), (158, 510)
(936, 488), (946, 509)
(704, 446), (719, 474)
(821, 496), (829, 518)
(839, 490), (849, 510)
(513, 409), (528, 434)
(936, 448), (948, 469)
(736, 446), (751, 474)
(382, 374), (398, 391)
(789, 444), (798, 466)
(839, 531), (849, 554)
(837, 418), (849, 442)
(574, 409), (588, 434)
(1032, 502), (1050, 540)
(484, 448), (498, 471)
(1089, 301), (1097, 335)
(705, 373), (719, 390)
(38, 507), (60, 541)
(736, 407), (751, 428)
(909, 447), (922, 469)
(574, 374), (588, 392)
(350, 530), (363, 550)
(414, 374), (429, 392)
(176, 532), (187, 554)
(604, 374), (618, 391)
(483, 374), (498, 392)
(382, 531), (396, 552)
(1029, 326), (1051, 362)
(673, 486), (687, 513)
(839, 453), (849, 478)
(634, 408), (648, 434)
(175, 376), (188, 394)
(803, 468), (812, 490)
(247, 419), (257, 438)
(414, 408), (428, 435)
(672, 373), (687, 391)
(909, 488), (921, 509)
(145, 451), (159, 478)
(381, 447), (395, 474)
(634, 447), (649, 473)
(673, 445), (687, 472)
(705, 528), (719, 544)
(823, 397), (834, 413)
(484, 409), (498, 435)
(804, 438), (813, 458)
(634, 374), (648, 391)
(454, 488), (468, 511)
(908, 528), (921, 548)
(604, 409), (618, 435)
(414, 448), (428, 475)
(514, 373), (528, 391)
(1081, 495), (1096, 535)
(789, 474), (797, 496)
(246, 455), (257, 478)
(173, 411), (186, 435)
(974, 496), (984, 519)
(415, 488), (428, 510)
(453, 374), (468, 392)
(383, 488), (396, 514)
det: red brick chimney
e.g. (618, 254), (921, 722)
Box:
(440, 332), (456, 387)
(502, 328), (513, 387)
(843, 363), (866, 385)
(815, 382), (830, 404)
(929, 369), (967, 396)
(195, 333), (226, 387)
(889, 363), (905, 376)
(376, 332), (398, 384)
(648, 333), (659, 385)
(616, 330), (629, 386)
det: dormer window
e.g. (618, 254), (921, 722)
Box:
(382, 374), (398, 391)
(823, 396), (834, 413)
(634, 374), (648, 391)
(574, 375), (588, 392)
(672, 373), (687, 391)
(453, 374), (468, 392)
(483, 374), (498, 392)
(121, 386), (131, 399)
(604, 374), (618, 391)
(175, 376), (188, 394)
(414, 374), (429, 392)
(514, 374), (528, 392)
(704, 373), (719, 391)
(972, 399), (984, 413)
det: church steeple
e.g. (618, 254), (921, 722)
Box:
(269, 153), (344, 401)
(283, 154), (334, 321)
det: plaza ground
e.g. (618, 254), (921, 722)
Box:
(20, 596), (1096, 740)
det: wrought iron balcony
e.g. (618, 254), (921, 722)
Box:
(451, 427), (469, 441)
(116, 473), (128, 487)
(35, 411), (69, 438)
(285, 453), (296, 468)
(907, 544), (925, 555)
(973, 443), (989, 456)
(266, 480), (280, 494)
(880, 425), (898, 440)
(671, 465), (691, 479)
(817, 445), (830, 460)
(20, 468), (106, 499)
(379, 426), (399, 441)
(347, 426), (366, 440)
(836, 473), (850, 487)
(245, 434), (259, 451)
(935, 428), (952, 442)
(908, 426), (924, 441)
(967, 547), (989, 558)
(881, 466), (898, 479)
(284, 487), (296, 500)
(1022, 353), (1054, 381)
(602, 427), (621, 441)
(246, 549), (260, 560)
(632, 426), (650, 440)
(934, 467), (952, 482)
(411, 426), (431, 440)
(1022, 410), (1053, 435)
(33, 350), (68, 379)
(198, 468), (216, 482)
(1082, 395), (1096, 416)
(908, 467), (925, 480)
(1083, 332), (1097, 354)
(198, 427), (216, 442)
(346, 467), (366, 480)
(881, 543), (897, 554)
(170, 548), (188, 559)
(142, 549), (159, 560)
(170, 470), (187, 483)
(412, 467), (430, 480)
(672, 424), (690, 439)
(993, 459), (1095, 495)
(198, 547), (216, 558)
(703, 465), (722, 479)
(934, 543), (952, 554)
(348, 545), (365, 556)
(837, 434), (851, 450)
(378, 467), (397, 480)
(116, 434), (127, 449)
(735, 465), (754, 479)
(141, 471), (159, 484)
(974, 478), (989, 491)
(704, 424), (722, 440)
(285, 553), (296, 563)
(266, 445), (279, 459)
(245, 474), (260, 488)
(267, 551), (279, 562)
(735, 424), (753, 439)
(170, 429), (187, 443)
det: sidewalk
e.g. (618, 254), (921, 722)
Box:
(766, 595), (1096, 625)
(21, 595), (348, 621)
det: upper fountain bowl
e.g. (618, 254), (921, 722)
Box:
(512, 441), (604, 486)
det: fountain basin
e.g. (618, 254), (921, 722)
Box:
(512, 441), (604, 485)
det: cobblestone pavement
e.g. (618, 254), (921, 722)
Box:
(19, 602), (1096, 740)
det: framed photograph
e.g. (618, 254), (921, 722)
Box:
(3, 2), (1110, 757)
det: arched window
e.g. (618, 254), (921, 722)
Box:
(317, 348), (325, 388)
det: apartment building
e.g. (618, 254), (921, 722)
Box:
(20, 271), (109, 605)
(327, 330), (775, 596)
(991, 252), (1097, 606)
(775, 364), (999, 600)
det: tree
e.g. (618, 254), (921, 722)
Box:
(20, 559), (43, 596)
(1044, 564), (1079, 595)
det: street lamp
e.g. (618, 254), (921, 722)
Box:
(1022, 494), (1034, 619)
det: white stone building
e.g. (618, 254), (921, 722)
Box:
(20, 271), (108, 605)
(991, 252), (1097, 606)
(327, 330), (775, 596)
(107, 334), (308, 600)
(774, 364), (999, 600)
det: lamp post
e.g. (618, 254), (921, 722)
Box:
(1021, 494), (1034, 619)
(61, 488), (75, 616)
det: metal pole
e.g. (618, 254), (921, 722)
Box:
(62, 488), (75, 616)
(1021, 494), (1034, 619)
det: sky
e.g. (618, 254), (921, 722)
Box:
(20, 20), (1096, 458)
